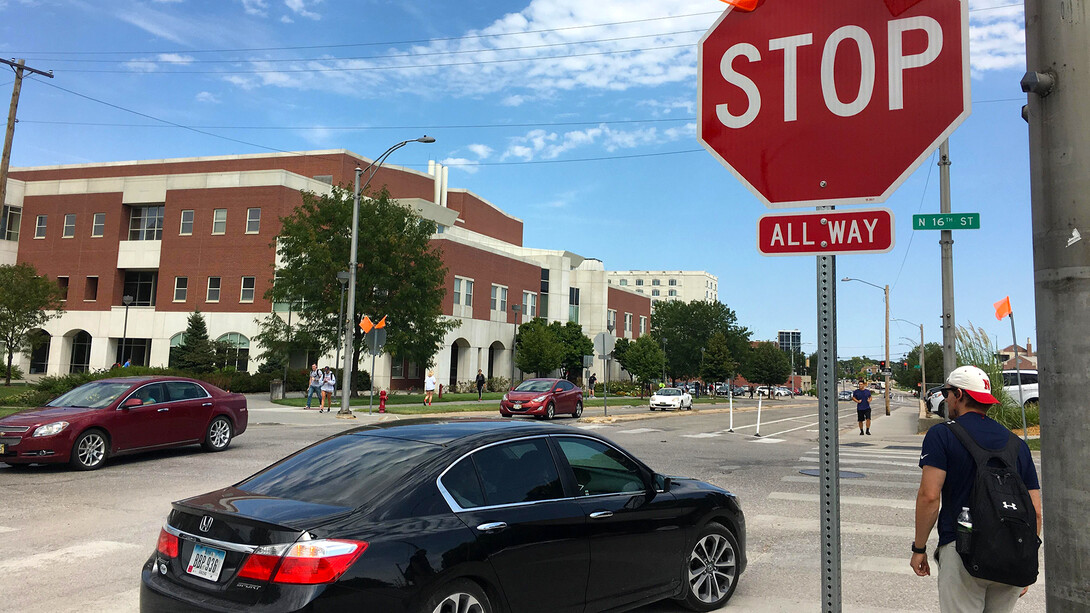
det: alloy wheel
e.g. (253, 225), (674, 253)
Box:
(209, 419), (231, 448)
(431, 592), (485, 613)
(688, 533), (737, 604)
(76, 433), (106, 468)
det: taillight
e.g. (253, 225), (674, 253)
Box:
(238, 539), (367, 585)
(157, 528), (179, 558)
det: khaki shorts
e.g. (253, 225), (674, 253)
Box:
(937, 542), (1022, 613)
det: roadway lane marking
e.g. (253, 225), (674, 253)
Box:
(0, 526), (16, 534)
(781, 475), (919, 489)
(616, 428), (662, 434)
(768, 492), (915, 510)
(576, 424), (609, 430)
(792, 465), (920, 477)
(726, 408), (858, 434)
(751, 514), (909, 536)
(0, 540), (140, 574)
(799, 456), (920, 468)
(681, 433), (721, 438)
(750, 437), (785, 443)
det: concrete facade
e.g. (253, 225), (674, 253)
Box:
(606, 270), (719, 308)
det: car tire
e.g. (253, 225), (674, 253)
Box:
(202, 416), (233, 452)
(676, 522), (740, 611)
(421, 578), (492, 613)
(572, 401), (583, 419)
(544, 403), (555, 420)
(70, 429), (109, 471)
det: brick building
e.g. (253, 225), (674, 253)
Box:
(2, 150), (653, 390)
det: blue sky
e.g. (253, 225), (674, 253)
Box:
(1, 0), (1036, 364)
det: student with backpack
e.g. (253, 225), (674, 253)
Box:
(319, 366), (336, 413)
(911, 365), (1042, 612)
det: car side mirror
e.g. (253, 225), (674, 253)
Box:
(654, 473), (671, 492)
(122, 397), (143, 409)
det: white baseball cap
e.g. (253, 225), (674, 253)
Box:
(945, 365), (999, 405)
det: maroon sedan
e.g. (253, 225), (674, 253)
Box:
(0, 376), (247, 471)
(499, 378), (583, 419)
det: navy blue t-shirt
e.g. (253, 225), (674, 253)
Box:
(852, 388), (872, 411)
(919, 411), (1040, 546)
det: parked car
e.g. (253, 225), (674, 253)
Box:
(714, 383), (732, 397)
(837, 390), (853, 401)
(756, 386), (790, 397)
(1002, 369), (1039, 407)
(500, 378), (582, 419)
(732, 386), (748, 397)
(140, 419), (747, 613)
(650, 387), (693, 411)
(0, 376), (247, 471)
(925, 385), (945, 417)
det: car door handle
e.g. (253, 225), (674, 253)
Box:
(589, 511), (614, 519)
(476, 522), (508, 533)
(157, 408), (169, 412)
(202, 402), (213, 407)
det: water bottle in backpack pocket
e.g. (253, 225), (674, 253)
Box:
(956, 507), (972, 555)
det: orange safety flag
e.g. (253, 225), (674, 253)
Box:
(993, 296), (1012, 321)
(718, 0), (760, 11)
(375, 315), (387, 329)
(359, 315), (374, 333)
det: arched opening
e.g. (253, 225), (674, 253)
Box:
(69, 330), (92, 373)
(216, 333), (250, 372)
(448, 338), (470, 389)
(488, 340), (507, 380)
(28, 329), (50, 374)
(168, 332), (186, 369)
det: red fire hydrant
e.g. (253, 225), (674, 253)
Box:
(379, 389), (388, 413)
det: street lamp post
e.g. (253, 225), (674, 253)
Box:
(661, 337), (667, 384)
(842, 277), (891, 416)
(893, 318), (927, 420)
(340, 136), (435, 417)
(510, 304), (521, 384)
(336, 271), (349, 365)
(121, 294), (133, 365)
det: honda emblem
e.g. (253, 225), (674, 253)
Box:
(199, 516), (214, 532)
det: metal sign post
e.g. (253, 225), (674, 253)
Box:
(817, 245), (842, 612)
(366, 328), (387, 415)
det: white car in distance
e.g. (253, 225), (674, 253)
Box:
(650, 387), (693, 411)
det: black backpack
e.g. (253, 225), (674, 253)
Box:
(946, 421), (1041, 587)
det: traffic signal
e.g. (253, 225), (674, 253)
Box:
(879, 360), (886, 370)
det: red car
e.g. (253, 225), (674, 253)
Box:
(499, 377), (583, 419)
(0, 376), (247, 471)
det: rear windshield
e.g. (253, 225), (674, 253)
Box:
(515, 380), (554, 392)
(237, 435), (441, 508)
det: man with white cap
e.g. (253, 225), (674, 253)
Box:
(910, 365), (1042, 612)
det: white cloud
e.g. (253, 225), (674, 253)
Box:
(240, 0), (268, 16)
(499, 122), (695, 161)
(195, 91), (220, 103)
(441, 157), (480, 173)
(280, 14), (293, 23)
(123, 53), (195, 72)
(284, 0), (321, 20)
(467, 144), (493, 159)
(501, 95), (526, 107)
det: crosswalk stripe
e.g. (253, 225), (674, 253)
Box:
(781, 475), (920, 489)
(805, 450), (922, 460)
(750, 514), (909, 537)
(0, 526), (17, 534)
(750, 437), (785, 443)
(576, 424), (609, 430)
(769, 492), (915, 510)
(800, 457), (920, 468)
(0, 540), (140, 573)
(616, 428), (662, 434)
(792, 465), (919, 478)
(682, 433), (721, 438)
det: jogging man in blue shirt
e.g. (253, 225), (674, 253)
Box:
(852, 380), (873, 435)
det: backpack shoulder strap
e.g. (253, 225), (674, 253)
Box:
(946, 420), (1019, 470)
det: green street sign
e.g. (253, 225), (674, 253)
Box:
(912, 213), (980, 230)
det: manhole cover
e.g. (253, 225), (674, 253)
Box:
(799, 469), (866, 479)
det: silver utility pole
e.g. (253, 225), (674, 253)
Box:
(1023, 0), (1088, 608)
(938, 141), (956, 379)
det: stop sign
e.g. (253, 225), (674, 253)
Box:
(698, 0), (970, 208)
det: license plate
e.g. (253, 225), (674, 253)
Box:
(186, 543), (226, 582)
(513, 403), (521, 410)
(0, 443), (5, 454)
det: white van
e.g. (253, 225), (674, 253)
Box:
(1002, 369), (1039, 407)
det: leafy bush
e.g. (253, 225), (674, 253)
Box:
(5, 388), (54, 407)
(989, 400), (1040, 430)
(487, 376), (510, 392)
(2, 364), (25, 381)
(601, 381), (643, 397)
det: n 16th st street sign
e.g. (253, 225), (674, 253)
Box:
(758, 208), (894, 256)
(913, 212), (980, 229)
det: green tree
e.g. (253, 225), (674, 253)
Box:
(745, 341), (791, 396)
(893, 342), (943, 392)
(651, 300), (750, 380)
(0, 264), (65, 385)
(263, 185), (456, 393)
(552, 321), (594, 381)
(515, 319), (564, 377)
(612, 337), (631, 378)
(700, 332), (738, 384)
(171, 310), (217, 373)
(621, 335), (666, 397)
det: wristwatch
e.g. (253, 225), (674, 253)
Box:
(911, 543), (927, 554)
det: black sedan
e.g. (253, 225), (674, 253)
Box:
(141, 419), (746, 613)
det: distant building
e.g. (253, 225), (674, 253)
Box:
(998, 339), (1037, 370)
(778, 329), (801, 354)
(3, 150), (651, 389)
(606, 270), (718, 309)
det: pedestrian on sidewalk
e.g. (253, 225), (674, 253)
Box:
(853, 380), (873, 435)
(305, 363), (321, 410)
(319, 366), (336, 413)
(424, 370), (437, 406)
(588, 373), (597, 398)
(475, 369), (486, 401)
(910, 365), (1042, 612)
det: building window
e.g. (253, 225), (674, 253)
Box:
(568, 287), (580, 323)
(619, 279), (628, 286)
(84, 276), (98, 301)
(1, 205), (20, 241)
(57, 276), (69, 301)
(216, 333), (250, 371)
(624, 313), (632, 333)
(123, 271), (158, 306)
(91, 213), (105, 237)
(207, 277), (221, 302)
(635, 279), (644, 286)
(669, 289), (678, 297)
(61, 214), (76, 238)
(523, 291), (537, 318)
(652, 289), (660, 297)
(240, 276), (255, 303)
(640, 316), (647, 335)
(651, 279), (660, 286)
(669, 279), (678, 286)
(35, 215), (47, 239)
(180, 210), (194, 235)
(490, 284), (508, 312)
(608, 309), (616, 331)
(128, 206), (164, 240)
(540, 268), (550, 320)
(246, 208), (261, 234)
(391, 358), (405, 378)
(174, 277), (188, 302)
(212, 209), (227, 235)
(453, 276), (473, 307)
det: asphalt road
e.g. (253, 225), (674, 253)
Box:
(0, 398), (1046, 612)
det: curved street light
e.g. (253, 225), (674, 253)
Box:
(842, 277), (890, 416)
(893, 317), (928, 419)
(339, 136), (436, 417)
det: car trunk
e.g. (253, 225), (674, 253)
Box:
(159, 486), (353, 605)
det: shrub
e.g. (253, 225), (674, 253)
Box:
(601, 381), (643, 397)
(989, 400), (1040, 430)
(2, 364), (25, 381)
(487, 376), (510, 392)
(6, 388), (54, 407)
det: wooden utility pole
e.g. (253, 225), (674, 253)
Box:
(1, 59), (53, 213)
